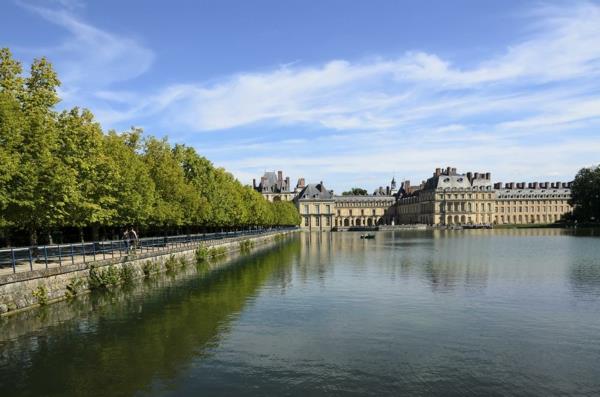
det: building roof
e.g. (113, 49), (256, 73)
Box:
(334, 195), (395, 203)
(296, 183), (334, 201)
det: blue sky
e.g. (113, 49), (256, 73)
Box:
(2, 0), (600, 192)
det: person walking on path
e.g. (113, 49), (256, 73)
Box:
(129, 227), (139, 253)
(123, 228), (131, 254)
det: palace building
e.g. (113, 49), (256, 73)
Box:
(395, 167), (573, 226)
(254, 170), (304, 202)
(255, 168), (573, 230)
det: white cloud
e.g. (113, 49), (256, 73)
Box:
(13, 0), (600, 190)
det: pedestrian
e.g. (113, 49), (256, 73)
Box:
(123, 228), (131, 253)
(129, 227), (139, 252)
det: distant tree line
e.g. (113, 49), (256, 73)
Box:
(0, 48), (300, 246)
(341, 187), (368, 196)
(570, 165), (600, 225)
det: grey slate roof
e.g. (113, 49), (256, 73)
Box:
(296, 183), (334, 201)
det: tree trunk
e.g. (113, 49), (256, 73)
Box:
(79, 227), (85, 243)
(91, 225), (100, 242)
(47, 231), (54, 245)
(29, 226), (38, 247)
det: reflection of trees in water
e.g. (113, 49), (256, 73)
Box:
(569, 258), (600, 300)
(0, 238), (301, 397)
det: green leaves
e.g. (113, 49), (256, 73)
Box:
(0, 48), (300, 243)
(571, 166), (600, 223)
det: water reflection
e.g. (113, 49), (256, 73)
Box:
(0, 239), (301, 397)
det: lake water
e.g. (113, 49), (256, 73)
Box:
(1, 229), (600, 396)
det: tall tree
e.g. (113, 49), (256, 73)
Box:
(570, 166), (600, 223)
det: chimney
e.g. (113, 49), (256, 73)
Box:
(485, 172), (491, 180)
(278, 171), (283, 182)
(285, 176), (290, 190)
(253, 178), (256, 189)
(467, 172), (473, 181)
(435, 168), (441, 176)
(562, 182), (568, 188)
(261, 176), (267, 191)
(494, 182), (503, 189)
(451, 167), (457, 175)
(297, 178), (305, 188)
(446, 166), (451, 175)
(474, 172), (479, 180)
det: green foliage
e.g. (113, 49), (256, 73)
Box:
(239, 239), (254, 254)
(164, 255), (178, 272)
(65, 277), (85, 299)
(32, 285), (48, 305)
(89, 264), (121, 289)
(210, 246), (228, 258)
(195, 246), (209, 263)
(120, 264), (136, 284)
(571, 166), (600, 223)
(142, 260), (159, 277)
(0, 48), (299, 242)
(342, 187), (368, 196)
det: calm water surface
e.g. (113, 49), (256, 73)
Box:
(1, 229), (600, 396)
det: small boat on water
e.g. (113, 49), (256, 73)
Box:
(360, 234), (375, 239)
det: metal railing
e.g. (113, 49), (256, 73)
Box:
(0, 227), (297, 275)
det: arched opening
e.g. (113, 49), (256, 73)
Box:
(460, 215), (466, 224)
(343, 218), (350, 227)
(273, 196), (282, 202)
(367, 218), (373, 226)
(356, 218), (362, 226)
(454, 215), (460, 224)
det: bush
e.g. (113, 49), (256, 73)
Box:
(239, 240), (254, 253)
(195, 246), (209, 263)
(120, 264), (135, 284)
(142, 260), (158, 277)
(32, 285), (48, 305)
(65, 278), (85, 299)
(89, 264), (121, 289)
(165, 255), (178, 272)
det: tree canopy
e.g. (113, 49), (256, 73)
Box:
(570, 165), (600, 223)
(341, 188), (368, 196)
(0, 48), (300, 245)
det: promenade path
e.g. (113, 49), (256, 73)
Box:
(0, 229), (292, 278)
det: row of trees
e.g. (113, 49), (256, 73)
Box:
(0, 48), (300, 246)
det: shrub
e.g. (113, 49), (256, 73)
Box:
(32, 285), (48, 306)
(165, 255), (178, 272)
(120, 264), (135, 284)
(239, 240), (254, 253)
(142, 260), (158, 277)
(65, 278), (85, 299)
(195, 246), (209, 263)
(89, 264), (121, 290)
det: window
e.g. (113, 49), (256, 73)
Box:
(315, 206), (320, 214)
(326, 205), (331, 214)
(303, 205), (309, 214)
(315, 216), (320, 226)
(304, 216), (309, 226)
(326, 217), (330, 226)
(372, 209), (376, 215)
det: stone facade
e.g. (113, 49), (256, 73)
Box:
(493, 182), (572, 225)
(334, 195), (396, 228)
(254, 170), (304, 202)
(396, 167), (573, 226)
(295, 182), (336, 231)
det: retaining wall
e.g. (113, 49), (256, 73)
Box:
(0, 230), (297, 316)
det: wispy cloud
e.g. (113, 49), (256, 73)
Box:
(12, 0), (600, 190)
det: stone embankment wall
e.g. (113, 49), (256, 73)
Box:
(0, 230), (297, 316)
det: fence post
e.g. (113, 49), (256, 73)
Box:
(43, 245), (48, 269)
(82, 243), (86, 264)
(28, 247), (33, 271)
(92, 242), (96, 262)
(102, 242), (106, 260)
(11, 248), (16, 274)
(58, 245), (62, 267)
(70, 244), (75, 266)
